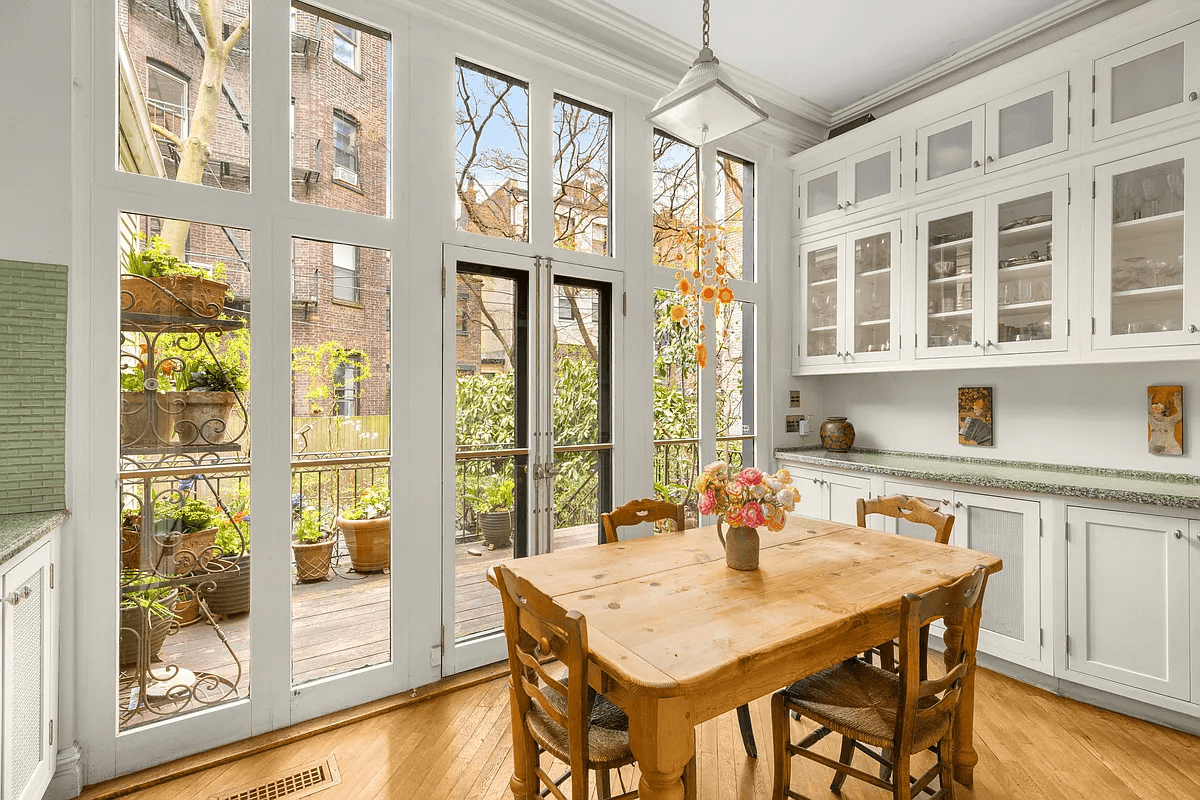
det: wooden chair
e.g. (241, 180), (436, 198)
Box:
(600, 497), (685, 544)
(494, 563), (696, 800)
(601, 498), (759, 760)
(770, 565), (990, 800)
(857, 495), (955, 546)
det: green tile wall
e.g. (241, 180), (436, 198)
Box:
(0, 260), (67, 513)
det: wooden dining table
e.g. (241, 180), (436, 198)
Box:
(491, 514), (1003, 800)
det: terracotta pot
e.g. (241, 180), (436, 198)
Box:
(121, 528), (142, 571)
(121, 274), (227, 319)
(336, 516), (390, 573)
(119, 589), (179, 668)
(205, 554), (250, 615)
(717, 518), (760, 571)
(166, 391), (238, 445)
(292, 538), (335, 582)
(174, 587), (201, 625)
(478, 510), (513, 549)
(175, 527), (218, 573)
(120, 391), (176, 448)
(820, 416), (856, 453)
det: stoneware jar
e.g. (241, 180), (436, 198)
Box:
(820, 416), (856, 452)
(717, 518), (760, 571)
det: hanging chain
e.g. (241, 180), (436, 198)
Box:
(702, 0), (710, 49)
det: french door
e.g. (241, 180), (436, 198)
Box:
(441, 245), (618, 674)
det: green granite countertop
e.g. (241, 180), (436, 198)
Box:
(0, 510), (68, 565)
(773, 448), (1200, 510)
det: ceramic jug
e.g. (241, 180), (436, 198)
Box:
(717, 518), (760, 571)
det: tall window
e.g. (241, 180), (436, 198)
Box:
(716, 301), (755, 469)
(332, 243), (359, 303)
(333, 359), (360, 416)
(716, 153), (754, 281)
(332, 22), (359, 71)
(652, 131), (700, 271)
(333, 111), (359, 185)
(553, 95), (612, 256)
(146, 62), (189, 140)
(455, 59), (530, 242)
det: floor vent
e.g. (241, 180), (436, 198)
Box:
(209, 754), (342, 800)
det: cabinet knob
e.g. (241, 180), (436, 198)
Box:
(836, 203), (845, 210)
(1189, 324), (1198, 333)
(942, 499), (951, 506)
(1190, 91), (1198, 102)
(973, 160), (981, 168)
(986, 339), (995, 348)
(1174, 530), (1184, 539)
(844, 200), (853, 207)
(955, 501), (964, 509)
(973, 341), (982, 348)
(986, 156), (995, 164)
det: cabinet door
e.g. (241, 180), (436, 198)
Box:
(952, 492), (1041, 663)
(826, 472), (870, 526)
(787, 466), (828, 521)
(984, 175), (1070, 355)
(916, 106), (985, 193)
(1094, 21), (1200, 141)
(847, 139), (901, 215)
(984, 73), (1070, 173)
(1093, 142), (1200, 350)
(2, 544), (54, 800)
(1066, 507), (1190, 699)
(798, 235), (846, 365)
(917, 199), (985, 359)
(797, 161), (846, 226)
(845, 220), (902, 364)
(1191, 519), (1200, 704)
(880, 481), (953, 541)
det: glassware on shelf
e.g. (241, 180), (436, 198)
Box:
(1167, 169), (1185, 214)
(1140, 173), (1164, 218)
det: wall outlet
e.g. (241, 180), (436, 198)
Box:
(786, 415), (810, 435)
(789, 390), (802, 408)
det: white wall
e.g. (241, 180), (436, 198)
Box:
(812, 362), (1197, 474)
(0, 1), (72, 266)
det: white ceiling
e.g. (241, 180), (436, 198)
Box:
(595, 0), (1069, 112)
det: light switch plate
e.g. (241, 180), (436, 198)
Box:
(789, 390), (802, 407)
(786, 415), (809, 435)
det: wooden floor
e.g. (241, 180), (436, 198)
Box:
(110, 665), (1200, 800)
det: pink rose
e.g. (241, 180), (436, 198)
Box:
(741, 501), (766, 528)
(698, 489), (716, 516)
(737, 467), (764, 487)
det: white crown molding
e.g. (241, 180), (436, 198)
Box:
(400, 0), (829, 149)
(830, 0), (1134, 127)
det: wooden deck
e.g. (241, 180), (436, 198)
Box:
(141, 524), (600, 700)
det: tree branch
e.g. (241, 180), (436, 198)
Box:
(150, 123), (184, 150)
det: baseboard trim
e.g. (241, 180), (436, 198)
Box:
(75, 662), (509, 800)
(43, 743), (85, 800)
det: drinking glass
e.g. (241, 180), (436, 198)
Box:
(1114, 175), (1132, 223)
(1167, 169), (1185, 214)
(1141, 173), (1164, 218)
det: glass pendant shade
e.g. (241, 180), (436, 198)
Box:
(647, 47), (769, 146)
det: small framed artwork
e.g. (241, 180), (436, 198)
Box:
(1148, 385), (1183, 455)
(958, 387), (994, 447)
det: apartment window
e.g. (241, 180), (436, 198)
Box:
(590, 221), (608, 255)
(332, 22), (359, 71)
(557, 295), (575, 321)
(332, 243), (359, 303)
(289, 98), (295, 166)
(333, 359), (360, 416)
(333, 111), (359, 185)
(146, 62), (189, 139)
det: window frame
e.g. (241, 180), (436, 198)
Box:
(333, 358), (361, 416)
(332, 110), (360, 186)
(145, 60), (191, 140)
(551, 92), (613, 258)
(331, 21), (360, 72)
(332, 242), (360, 304)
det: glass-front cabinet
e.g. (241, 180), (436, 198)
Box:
(917, 200), (985, 358)
(1094, 21), (1200, 141)
(917, 107), (985, 193)
(796, 220), (902, 369)
(984, 176), (1070, 354)
(1094, 142), (1200, 349)
(985, 73), (1070, 173)
(796, 139), (901, 227)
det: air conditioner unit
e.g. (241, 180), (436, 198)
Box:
(334, 166), (358, 185)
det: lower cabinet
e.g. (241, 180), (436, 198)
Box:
(879, 480), (954, 541)
(1066, 506), (1192, 701)
(1, 539), (56, 800)
(951, 492), (1042, 666)
(786, 466), (871, 524)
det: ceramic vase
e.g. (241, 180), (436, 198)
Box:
(717, 518), (760, 571)
(820, 416), (856, 452)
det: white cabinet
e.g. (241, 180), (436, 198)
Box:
(797, 139), (902, 226)
(951, 492), (1042, 665)
(917, 107), (985, 193)
(917, 176), (1069, 359)
(1192, 519), (1200, 704)
(796, 220), (901, 370)
(1094, 21), (1200, 141)
(879, 480), (954, 542)
(1066, 507), (1191, 700)
(1, 541), (56, 800)
(1093, 141), (1200, 349)
(786, 466), (871, 524)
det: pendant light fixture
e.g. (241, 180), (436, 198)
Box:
(646, 0), (769, 146)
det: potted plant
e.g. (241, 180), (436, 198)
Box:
(292, 506), (335, 582)
(167, 335), (248, 445)
(156, 497), (220, 573)
(122, 235), (229, 319)
(470, 475), (514, 550)
(335, 483), (390, 573)
(120, 507), (143, 571)
(120, 365), (176, 447)
(118, 570), (179, 668)
(204, 513), (251, 616)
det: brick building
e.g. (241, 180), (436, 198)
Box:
(119, 0), (392, 419)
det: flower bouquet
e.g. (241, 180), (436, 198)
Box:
(694, 462), (799, 570)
